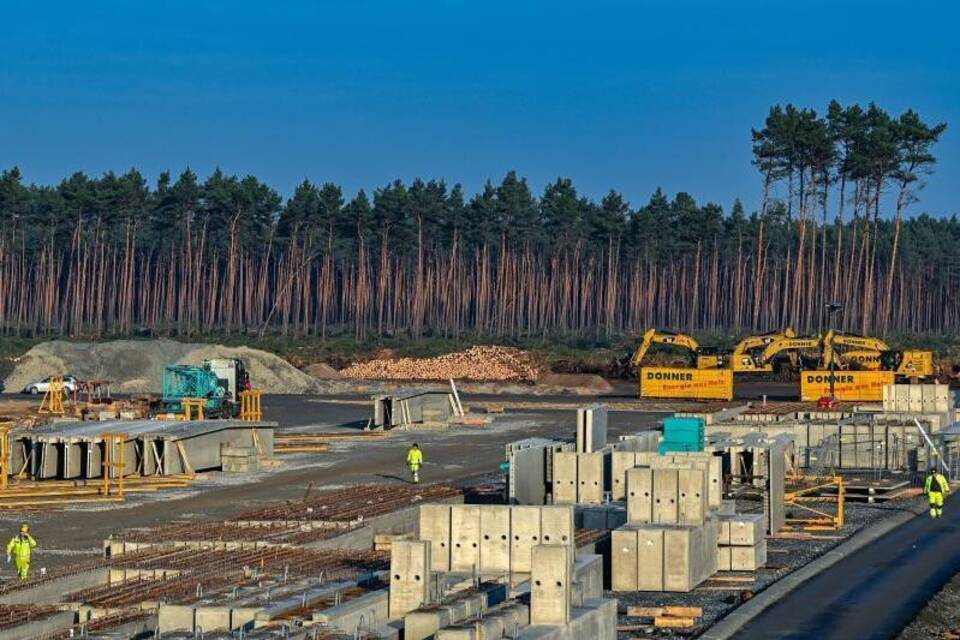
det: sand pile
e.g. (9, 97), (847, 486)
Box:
(340, 346), (542, 382)
(4, 340), (326, 394)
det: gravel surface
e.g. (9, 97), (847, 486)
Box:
(611, 495), (928, 638)
(899, 570), (960, 640)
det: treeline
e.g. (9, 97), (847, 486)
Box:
(0, 101), (953, 339)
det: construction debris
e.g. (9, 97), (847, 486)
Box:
(341, 345), (542, 382)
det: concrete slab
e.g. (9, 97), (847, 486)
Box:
(611, 527), (638, 591)
(389, 540), (432, 618)
(576, 405), (608, 454)
(576, 452), (604, 504)
(531, 545), (572, 625)
(626, 467), (654, 524)
(450, 505), (482, 572)
(678, 467), (707, 525)
(539, 505), (574, 546)
(480, 505), (511, 574)
(552, 452), (578, 505)
(510, 506), (542, 574)
(636, 527), (665, 591)
(653, 468), (679, 524)
(419, 504), (453, 572)
(610, 451), (636, 501)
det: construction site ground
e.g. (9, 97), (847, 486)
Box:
(0, 384), (945, 638)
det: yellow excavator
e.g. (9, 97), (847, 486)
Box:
(756, 333), (827, 373)
(729, 328), (797, 373)
(823, 332), (935, 379)
(630, 329), (724, 370)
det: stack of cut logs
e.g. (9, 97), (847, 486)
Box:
(340, 346), (541, 382)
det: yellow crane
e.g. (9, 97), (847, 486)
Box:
(630, 329), (724, 370)
(730, 328), (797, 373)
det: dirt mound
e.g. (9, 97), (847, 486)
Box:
(303, 362), (342, 379)
(538, 373), (614, 393)
(4, 340), (325, 395)
(340, 346), (541, 382)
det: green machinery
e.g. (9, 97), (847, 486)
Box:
(161, 359), (250, 418)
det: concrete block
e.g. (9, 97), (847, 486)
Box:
(451, 505), (482, 572)
(766, 442), (786, 534)
(727, 513), (765, 546)
(510, 506), (542, 574)
(717, 545), (732, 571)
(540, 505), (574, 546)
(610, 527), (638, 591)
(636, 527), (664, 591)
(389, 540), (432, 618)
(611, 451), (637, 501)
(531, 545), (572, 625)
(552, 452), (578, 505)
(577, 404), (608, 453)
(419, 504), (453, 572)
(677, 467), (706, 525)
(717, 519), (731, 545)
(480, 505), (511, 574)
(708, 455), (722, 508)
(730, 540), (767, 571)
(662, 524), (714, 592)
(576, 452), (604, 504)
(626, 467), (654, 524)
(511, 446), (548, 505)
(573, 553), (604, 602)
(653, 468), (679, 524)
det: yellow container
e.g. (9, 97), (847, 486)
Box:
(640, 367), (734, 401)
(799, 370), (895, 402)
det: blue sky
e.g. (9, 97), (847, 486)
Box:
(1, 0), (957, 217)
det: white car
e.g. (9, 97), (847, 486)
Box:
(22, 376), (79, 395)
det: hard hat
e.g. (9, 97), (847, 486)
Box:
(413, 443), (419, 448)
(19, 523), (28, 533)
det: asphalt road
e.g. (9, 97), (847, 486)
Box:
(736, 498), (960, 639)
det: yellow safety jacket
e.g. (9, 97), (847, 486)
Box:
(7, 534), (37, 564)
(925, 472), (950, 495)
(406, 448), (423, 469)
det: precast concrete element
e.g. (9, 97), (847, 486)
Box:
(883, 383), (955, 414)
(404, 592), (487, 640)
(531, 545), (572, 626)
(611, 451), (636, 501)
(418, 504), (453, 572)
(571, 554), (603, 603)
(308, 587), (389, 635)
(479, 505), (511, 574)
(677, 467), (707, 525)
(663, 519), (717, 592)
(434, 602), (530, 640)
(615, 430), (661, 453)
(575, 504), (626, 530)
(575, 452), (604, 504)
(539, 505), (574, 547)
(450, 506), (482, 573)
(373, 391), (456, 429)
(652, 468), (679, 524)
(765, 439), (786, 534)
(388, 541), (432, 619)
(626, 467), (654, 524)
(722, 513), (765, 546)
(11, 419), (275, 479)
(730, 540), (767, 571)
(506, 439), (571, 506)
(510, 506), (542, 574)
(611, 525), (665, 591)
(576, 405), (608, 454)
(516, 598), (617, 640)
(551, 452), (578, 505)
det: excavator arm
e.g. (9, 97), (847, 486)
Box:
(759, 333), (826, 370)
(730, 328), (796, 372)
(631, 329), (716, 369)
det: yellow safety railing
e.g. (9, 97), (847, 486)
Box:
(101, 432), (128, 497)
(239, 390), (263, 421)
(180, 398), (206, 421)
(784, 475), (845, 530)
(38, 377), (67, 415)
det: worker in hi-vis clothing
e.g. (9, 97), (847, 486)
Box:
(406, 443), (424, 484)
(924, 467), (950, 518)
(7, 523), (37, 580)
